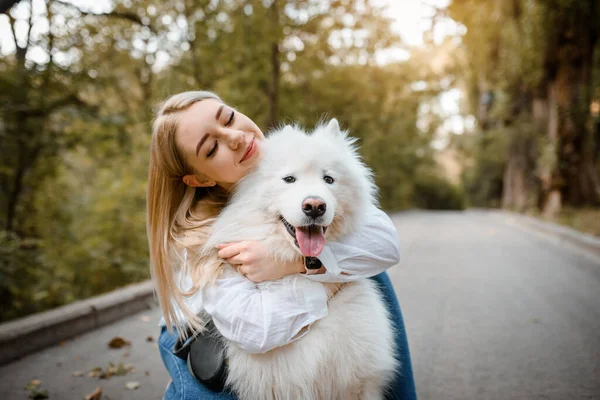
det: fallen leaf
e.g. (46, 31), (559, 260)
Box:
(87, 362), (135, 380)
(146, 336), (154, 342)
(84, 386), (102, 400)
(24, 380), (48, 400)
(72, 371), (84, 377)
(28, 390), (48, 400)
(125, 381), (140, 390)
(108, 336), (131, 349)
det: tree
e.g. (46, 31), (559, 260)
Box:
(448, 0), (600, 214)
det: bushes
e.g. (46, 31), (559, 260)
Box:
(413, 171), (467, 210)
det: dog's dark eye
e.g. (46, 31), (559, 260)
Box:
(283, 176), (296, 183)
(323, 175), (335, 184)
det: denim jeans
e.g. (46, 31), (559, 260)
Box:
(158, 272), (417, 400)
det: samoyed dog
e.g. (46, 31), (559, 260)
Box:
(203, 119), (397, 400)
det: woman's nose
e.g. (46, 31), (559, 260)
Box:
(225, 129), (244, 149)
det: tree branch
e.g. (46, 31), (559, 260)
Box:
(7, 12), (20, 56)
(0, 0), (20, 14)
(13, 93), (92, 118)
(0, 93), (96, 118)
(53, 0), (154, 32)
(42, 0), (55, 99)
(24, 0), (33, 55)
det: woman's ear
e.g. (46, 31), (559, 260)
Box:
(183, 174), (216, 187)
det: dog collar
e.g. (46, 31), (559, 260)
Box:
(303, 257), (326, 275)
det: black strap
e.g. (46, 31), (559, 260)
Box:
(172, 320), (228, 392)
(172, 327), (194, 361)
(305, 256), (323, 270)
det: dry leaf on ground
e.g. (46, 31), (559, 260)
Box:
(88, 362), (135, 379)
(125, 381), (140, 390)
(24, 380), (48, 400)
(108, 336), (131, 349)
(83, 386), (102, 400)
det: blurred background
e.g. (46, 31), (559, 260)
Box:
(0, 0), (599, 323)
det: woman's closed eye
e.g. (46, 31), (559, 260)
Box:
(207, 141), (218, 158)
(225, 110), (235, 127)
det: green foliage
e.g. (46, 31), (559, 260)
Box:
(413, 169), (466, 211)
(459, 129), (509, 208)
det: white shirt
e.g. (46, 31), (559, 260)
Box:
(159, 205), (400, 353)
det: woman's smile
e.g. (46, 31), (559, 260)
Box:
(240, 137), (258, 164)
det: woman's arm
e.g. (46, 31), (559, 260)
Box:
(202, 267), (330, 353)
(306, 204), (401, 283)
(159, 266), (334, 353)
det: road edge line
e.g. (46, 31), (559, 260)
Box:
(0, 280), (156, 366)
(489, 210), (600, 262)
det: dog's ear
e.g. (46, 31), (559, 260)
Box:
(326, 118), (341, 136)
(279, 124), (297, 136)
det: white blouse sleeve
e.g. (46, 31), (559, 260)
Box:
(306, 204), (401, 283)
(202, 267), (328, 354)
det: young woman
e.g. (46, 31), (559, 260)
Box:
(148, 91), (417, 399)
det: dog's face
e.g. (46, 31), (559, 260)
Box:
(249, 119), (376, 258)
(272, 150), (339, 257)
(205, 119), (377, 263)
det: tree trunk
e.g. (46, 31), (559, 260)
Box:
(502, 82), (535, 212)
(549, 2), (600, 208)
(541, 82), (562, 217)
(266, 0), (280, 130)
(267, 41), (280, 129)
(502, 138), (529, 211)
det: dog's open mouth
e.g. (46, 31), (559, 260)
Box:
(281, 216), (328, 257)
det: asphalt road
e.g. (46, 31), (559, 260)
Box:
(388, 211), (600, 400)
(1, 211), (599, 400)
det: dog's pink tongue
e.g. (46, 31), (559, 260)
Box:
(296, 226), (325, 257)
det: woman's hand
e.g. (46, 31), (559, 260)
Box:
(217, 240), (305, 283)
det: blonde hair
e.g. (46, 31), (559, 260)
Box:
(147, 90), (229, 337)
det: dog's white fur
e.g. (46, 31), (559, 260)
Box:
(203, 120), (397, 400)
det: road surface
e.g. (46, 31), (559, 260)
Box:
(1, 211), (599, 399)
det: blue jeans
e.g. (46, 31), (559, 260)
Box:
(158, 272), (417, 399)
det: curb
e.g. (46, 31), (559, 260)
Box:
(491, 210), (600, 260)
(0, 280), (156, 366)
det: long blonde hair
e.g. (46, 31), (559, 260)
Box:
(147, 90), (228, 336)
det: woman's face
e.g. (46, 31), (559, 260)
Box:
(176, 99), (265, 189)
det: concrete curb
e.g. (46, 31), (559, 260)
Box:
(0, 280), (156, 366)
(490, 210), (600, 260)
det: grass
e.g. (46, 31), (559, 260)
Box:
(527, 207), (600, 237)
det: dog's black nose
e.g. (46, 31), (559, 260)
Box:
(302, 197), (326, 218)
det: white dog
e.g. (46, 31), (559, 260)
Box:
(203, 120), (397, 400)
